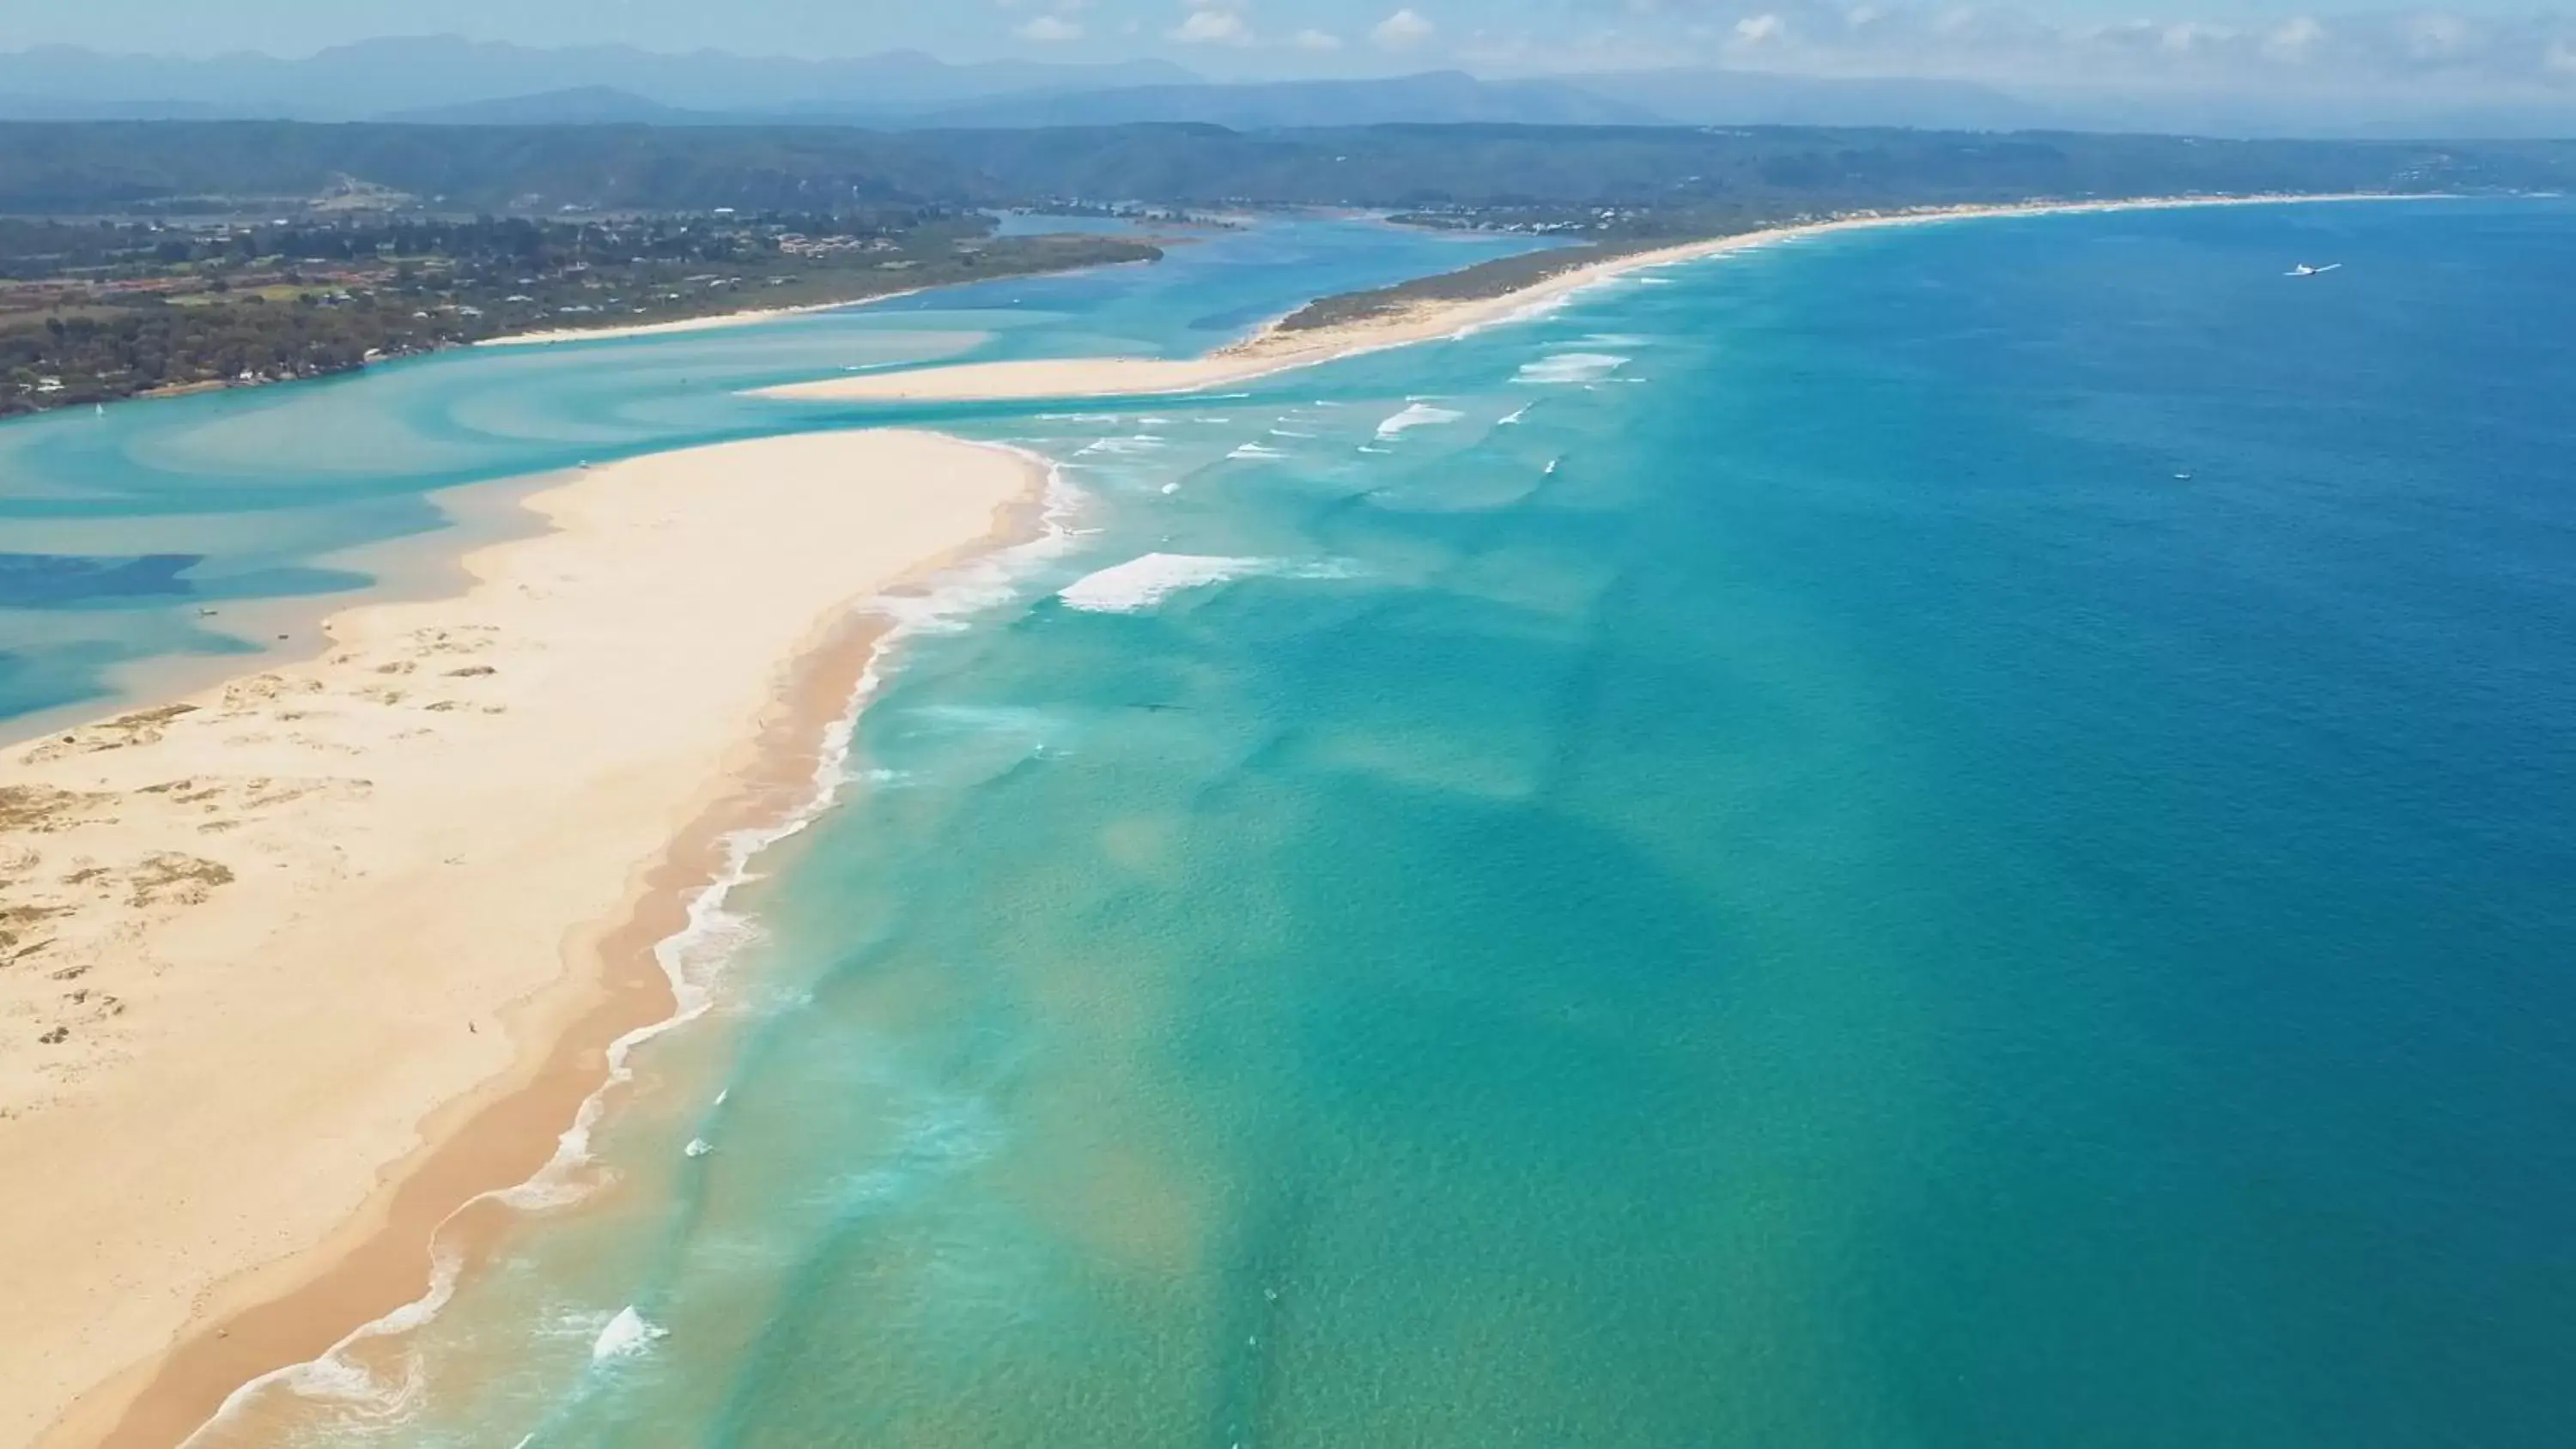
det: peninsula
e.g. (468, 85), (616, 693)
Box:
(0, 429), (1044, 1448)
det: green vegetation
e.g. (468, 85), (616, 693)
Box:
(1276, 241), (1650, 332)
(1, 211), (1155, 415)
(4, 117), (2569, 415)
(3, 120), (2566, 218)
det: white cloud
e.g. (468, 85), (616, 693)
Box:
(1170, 3), (1255, 45)
(1016, 14), (1084, 41)
(2263, 15), (2325, 62)
(1371, 8), (1437, 51)
(1291, 27), (1346, 51)
(2159, 21), (2232, 55)
(2406, 13), (2470, 58)
(1558, 3), (2576, 102)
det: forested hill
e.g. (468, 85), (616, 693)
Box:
(5, 120), (2569, 216)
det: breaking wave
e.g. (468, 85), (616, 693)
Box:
(174, 444), (1091, 1446)
(1058, 553), (1353, 614)
(1376, 403), (1464, 439)
(1514, 353), (1630, 385)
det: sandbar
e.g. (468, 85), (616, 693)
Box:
(755, 193), (2427, 406)
(474, 294), (923, 348)
(1, 428), (1044, 1448)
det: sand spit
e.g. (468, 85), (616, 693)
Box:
(756, 193), (2431, 407)
(2, 429), (1043, 1448)
(473, 294), (924, 348)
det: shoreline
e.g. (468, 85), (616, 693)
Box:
(6, 430), (1052, 1449)
(473, 291), (928, 349)
(63, 612), (883, 1449)
(756, 191), (2437, 406)
(473, 246), (1183, 350)
(0, 473), (567, 758)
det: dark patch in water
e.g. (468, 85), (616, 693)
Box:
(0, 552), (200, 609)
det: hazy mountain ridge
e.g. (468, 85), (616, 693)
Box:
(2, 38), (2572, 138)
(3, 118), (2563, 217)
(0, 38), (1199, 121)
(908, 73), (1669, 130)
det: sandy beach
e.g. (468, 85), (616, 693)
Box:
(756, 193), (2422, 406)
(1, 429), (1044, 1448)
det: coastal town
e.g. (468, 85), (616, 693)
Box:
(0, 205), (1156, 414)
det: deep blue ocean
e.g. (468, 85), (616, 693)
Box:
(40, 198), (2576, 1447)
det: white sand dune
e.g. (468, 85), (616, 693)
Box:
(1, 428), (1042, 1448)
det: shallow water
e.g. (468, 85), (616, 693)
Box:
(0, 215), (1538, 742)
(161, 196), (2576, 1446)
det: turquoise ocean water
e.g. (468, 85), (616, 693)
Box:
(33, 198), (2576, 1446)
(0, 216), (1536, 740)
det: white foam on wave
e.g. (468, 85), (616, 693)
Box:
(1058, 553), (1353, 614)
(1498, 404), (1531, 426)
(683, 1137), (713, 1159)
(1075, 435), (1164, 457)
(1376, 403), (1464, 440)
(1514, 353), (1630, 385)
(1228, 442), (1288, 460)
(1060, 554), (1269, 612)
(590, 1307), (668, 1363)
(176, 444), (1093, 1448)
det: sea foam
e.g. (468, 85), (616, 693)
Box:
(1059, 554), (1354, 614)
(590, 1307), (667, 1363)
(1059, 555), (1273, 613)
(1075, 435), (1164, 457)
(176, 446), (1094, 1447)
(1515, 353), (1630, 385)
(1376, 403), (1464, 439)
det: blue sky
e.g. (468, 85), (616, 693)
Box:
(12, 1), (2576, 100)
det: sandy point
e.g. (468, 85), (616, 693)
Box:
(750, 192), (2437, 408)
(1, 428), (1048, 1449)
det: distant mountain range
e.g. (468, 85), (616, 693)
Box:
(3, 37), (2573, 140)
(0, 38), (1198, 123)
(383, 72), (1669, 130)
(908, 73), (1669, 130)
